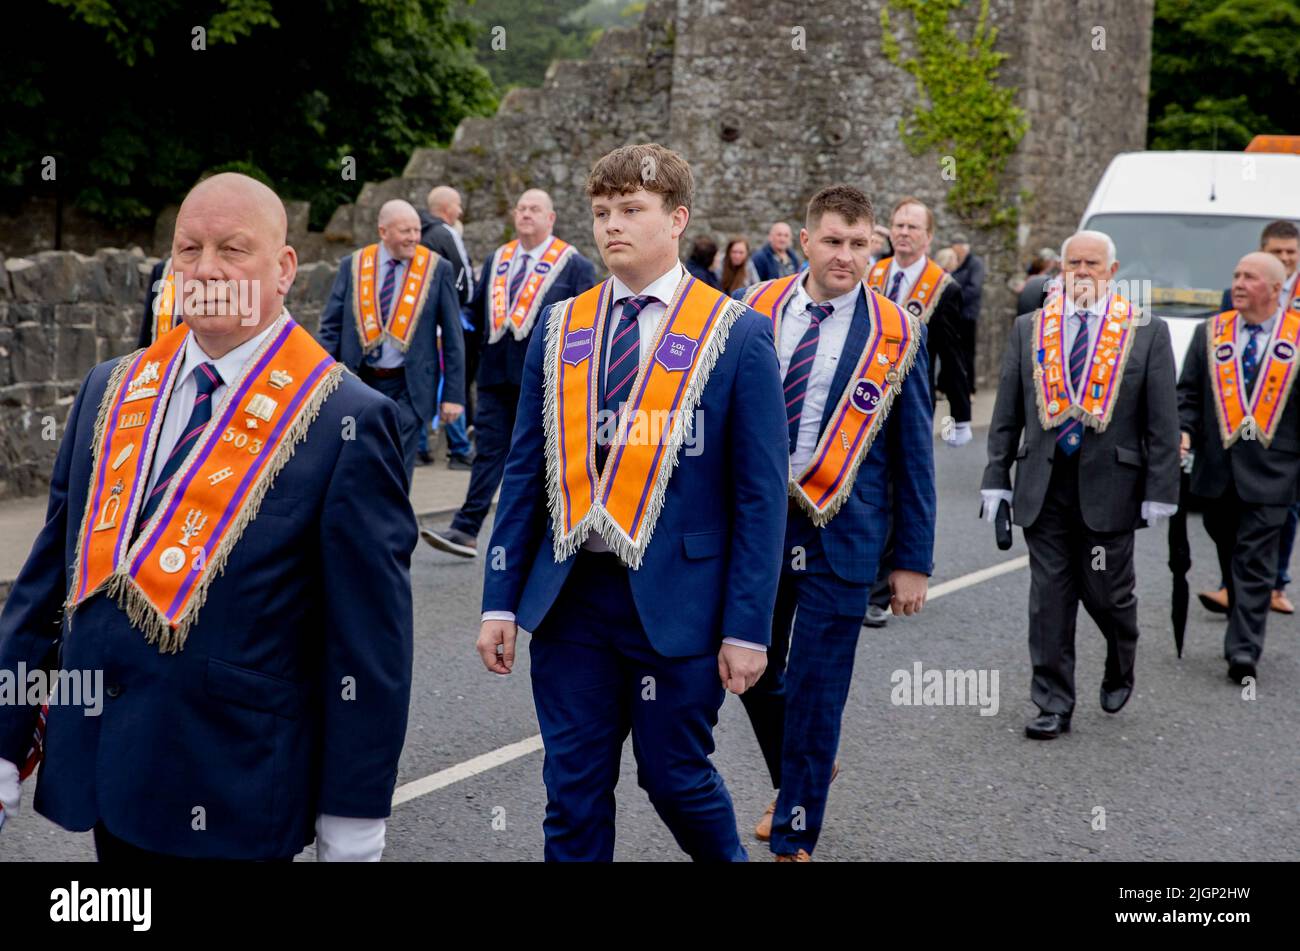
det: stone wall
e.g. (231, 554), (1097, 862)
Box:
(0, 250), (338, 499)
(330, 0), (1153, 385)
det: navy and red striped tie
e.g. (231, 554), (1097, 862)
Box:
(138, 362), (222, 525)
(1056, 312), (1091, 456)
(784, 302), (834, 454)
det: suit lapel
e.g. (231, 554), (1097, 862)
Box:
(818, 286), (872, 439)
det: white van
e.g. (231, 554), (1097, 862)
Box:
(1079, 149), (1300, 375)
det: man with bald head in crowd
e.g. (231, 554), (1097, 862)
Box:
(1179, 251), (1300, 684)
(0, 173), (416, 860)
(753, 221), (803, 281)
(319, 198), (465, 482)
(424, 187), (594, 558)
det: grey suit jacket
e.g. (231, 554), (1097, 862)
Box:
(982, 309), (1181, 532)
(1177, 317), (1300, 505)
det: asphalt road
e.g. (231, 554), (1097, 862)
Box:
(3, 429), (1297, 862)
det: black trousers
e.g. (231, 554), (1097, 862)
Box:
(451, 382), (520, 538)
(928, 312), (971, 423)
(1022, 451), (1140, 714)
(1202, 485), (1289, 664)
(93, 823), (292, 863)
(959, 317), (977, 392)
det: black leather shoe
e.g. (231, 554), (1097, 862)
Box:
(1227, 657), (1257, 684)
(447, 453), (474, 471)
(1025, 711), (1071, 740)
(415, 450), (434, 466)
(1100, 683), (1132, 713)
(421, 525), (478, 558)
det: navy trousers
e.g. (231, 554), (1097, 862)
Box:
(528, 550), (745, 862)
(452, 383), (519, 538)
(360, 368), (422, 486)
(740, 508), (872, 856)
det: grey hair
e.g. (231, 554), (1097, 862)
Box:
(1060, 230), (1117, 268)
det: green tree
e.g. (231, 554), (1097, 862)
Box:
(1, 0), (498, 231)
(1149, 0), (1300, 149)
(459, 0), (599, 92)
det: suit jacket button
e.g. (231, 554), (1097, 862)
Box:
(106, 683), (121, 698)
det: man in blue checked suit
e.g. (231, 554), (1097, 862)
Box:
(475, 144), (789, 862)
(318, 199), (465, 483)
(734, 185), (936, 861)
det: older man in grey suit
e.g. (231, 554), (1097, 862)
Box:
(982, 230), (1181, 739)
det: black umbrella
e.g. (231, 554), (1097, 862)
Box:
(1167, 460), (1194, 657)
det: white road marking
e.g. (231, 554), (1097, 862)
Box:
(392, 554), (1030, 808)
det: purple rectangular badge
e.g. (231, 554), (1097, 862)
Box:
(562, 327), (595, 366)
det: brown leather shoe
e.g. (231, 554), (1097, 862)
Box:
(754, 762), (840, 841)
(1271, 590), (1295, 614)
(1198, 588), (1230, 614)
(754, 799), (776, 841)
(774, 849), (812, 862)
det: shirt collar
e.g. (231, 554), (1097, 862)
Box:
(1240, 311), (1277, 336)
(888, 255), (927, 285)
(1064, 293), (1111, 321)
(518, 235), (553, 260)
(793, 271), (859, 318)
(377, 242), (408, 273)
(611, 261), (685, 307)
(178, 316), (282, 391)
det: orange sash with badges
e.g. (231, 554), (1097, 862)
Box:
(66, 312), (344, 652)
(351, 244), (438, 353)
(151, 256), (179, 340)
(1032, 291), (1136, 433)
(866, 256), (950, 325)
(1209, 308), (1300, 448)
(488, 238), (576, 344)
(544, 273), (744, 567)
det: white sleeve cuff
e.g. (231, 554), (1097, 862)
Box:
(0, 757), (20, 819)
(980, 489), (1013, 522)
(722, 637), (767, 652)
(316, 814), (386, 862)
(481, 611), (516, 623)
(1141, 500), (1178, 524)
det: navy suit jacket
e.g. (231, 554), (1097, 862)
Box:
(482, 285), (790, 656)
(735, 285), (937, 594)
(473, 248), (596, 389)
(752, 243), (803, 282)
(317, 251), (465, 422)
(0, 350), (415, 859)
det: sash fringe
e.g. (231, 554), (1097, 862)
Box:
(65, 350), (144, 623)
(1031, 301), (1139, 436)
(792, 307), (924, 527)
(489, 244), (576, 345)
(106, 363), (345, 653)
(542, 295), (746, 569)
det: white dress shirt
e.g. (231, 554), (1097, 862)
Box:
(369, 243), (409, 370)
(145, 320), (279, 497)
(508, 236), (553, 304)
(778, 275), (859, 473)
(441, 221), (474, 301)
(884, 255), (928, 303)
(138, 317), (386, 860)
(483, 261), (765, 651)
(1238, 310), (1277, 366)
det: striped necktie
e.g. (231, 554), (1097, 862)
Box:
(138, 362), (222, 525)
(598, 295), (652, 472)
(1241, 323), (1265, 398)
(888, 270), (905, 303)
(784, 301), (834, 454)
(508, 253), (531, 309)
(1056, 311), (1091, 456)
(367, 259), (401, 366)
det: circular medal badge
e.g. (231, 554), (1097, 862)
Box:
(1274, 340), (1295, 362)
(159, 546), (187, 574)
(851, 379), (882, 414)
(1215, 342), (1235, 363)
(906, 300), (923, 317)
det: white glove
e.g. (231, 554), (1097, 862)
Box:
(0, 757), (21, 821)
(980, 489), (1013, 523)
(944, 421), (973, 447)
(316, 814), (386, 862)
(1141, 500), (1178, 527)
